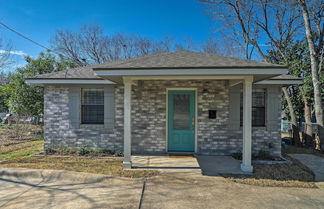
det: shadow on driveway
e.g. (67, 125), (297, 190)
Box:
(0, 168), (143, 209)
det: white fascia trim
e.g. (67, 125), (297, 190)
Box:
(255, 80), (303, 85)
(94, 68), (288, 76)
(125, 75), (247, 80)
(25, 79), (115, 85)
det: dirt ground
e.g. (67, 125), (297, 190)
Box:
(0, 124), (42, 146)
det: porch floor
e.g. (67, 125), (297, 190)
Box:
(132, 155), (246, 175)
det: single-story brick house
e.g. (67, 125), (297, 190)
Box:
(26, 50), (302, 172)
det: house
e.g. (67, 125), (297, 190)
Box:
(26, 50), (302, 172)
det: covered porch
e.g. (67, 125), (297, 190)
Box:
(92, 50), (288, 174)
(119, 75), (255, 173)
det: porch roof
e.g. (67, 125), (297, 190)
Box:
(26, 50), (297, 84)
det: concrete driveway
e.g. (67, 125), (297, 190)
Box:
(1, 167), (324, 209)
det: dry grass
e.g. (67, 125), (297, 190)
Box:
(223, 145), (321, 188)
(281, 132), (292, 138)
(1, 156), (158, 178)
(0, 140), (44, 161)
(0, 125), (157, 178)
(0, 124), (43, 146)
(223, 163), (316, 188)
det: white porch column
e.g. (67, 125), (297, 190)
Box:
(123, 77), (132, 169)
(241, 76), (253, 173)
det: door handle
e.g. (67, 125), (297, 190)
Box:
(192, 117), (195, 129)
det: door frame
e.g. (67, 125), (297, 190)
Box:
(166, 88), (198, 153)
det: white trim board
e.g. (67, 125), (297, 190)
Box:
(25, 79), (115, 85)
(255, 80), (303, 85)
(121, 75), (248, 80)
(94, 68), (288, 76)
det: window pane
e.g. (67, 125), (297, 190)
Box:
(252, 107), (265, 126)
(81, 88), (104, 124)
(82, 105), (104, 124)
(82, 89), (104, 105)
(173, 94), (190, 130)
(240, 89), (266, 126)
(253, 92), (265, 107)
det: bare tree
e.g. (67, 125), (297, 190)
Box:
(200, 0), (302, 60)
(200, 37), (247, 57)
(52, 30), (87, 66)
(201, 0), (304, 143)
(0, 37), (12, 71)
(152, 35), (175, 53)
(296, 0), (324, 149)
(282, 87), (302, 145)
(201, 38), (220, 54)
(79, 25), (111, 64)
(51, 25), (177, 66)
(202, 0), (261, 59)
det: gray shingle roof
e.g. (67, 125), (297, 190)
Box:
(29, 50), (286, 79)
(94, 50), (286, 70)
(31, 66), (101, 79)
(269, 75), (302, 80)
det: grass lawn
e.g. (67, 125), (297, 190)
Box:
(1, 156), (158, 178)
(0, 125), (157, 178)
(0, 140), (44, 161)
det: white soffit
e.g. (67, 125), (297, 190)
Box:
(25, 79), (115, 85)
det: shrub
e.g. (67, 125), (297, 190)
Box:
(232, 151), (242, 160)
(78, 146), (90, 156)
(257, 150), (272, 160)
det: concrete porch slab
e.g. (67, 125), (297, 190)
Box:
(131, 155), (246, 175)
(132, 155), (202, 176)
(196, 155), (247, 175)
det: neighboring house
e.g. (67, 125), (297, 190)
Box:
(26, 50), (302, 172)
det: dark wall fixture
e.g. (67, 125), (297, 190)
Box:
(208, 110), (217, 119)
(202, 88), (208, 93)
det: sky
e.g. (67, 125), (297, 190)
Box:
(0, 0), (215, 72)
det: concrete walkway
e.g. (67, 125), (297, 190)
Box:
(132, 155), (244, 175)
(1, 167), (324, 209)
(289, 154), (324, 182)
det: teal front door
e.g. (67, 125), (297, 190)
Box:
(168, 90), (195, 152)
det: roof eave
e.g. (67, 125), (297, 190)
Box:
(93, 66), (287, 71)
(93, 68), (288, 77)
(25, 79), (116, 85)
(255, 79), (303, 85)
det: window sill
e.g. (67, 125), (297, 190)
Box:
(80, 124), (105, 129)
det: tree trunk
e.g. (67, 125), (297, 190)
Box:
(282, 87), (301, 145)
(298, 0), (324, 150)
(301, 90), (313, 147)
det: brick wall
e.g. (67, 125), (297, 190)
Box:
(44, 80), (281, 156)
(44, 86), (123, 151)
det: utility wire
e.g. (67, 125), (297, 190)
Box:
(0, 21), (52, 51)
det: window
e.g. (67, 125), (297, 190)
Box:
(81, 88), (104, 124)
(240, 89), (266, 127)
